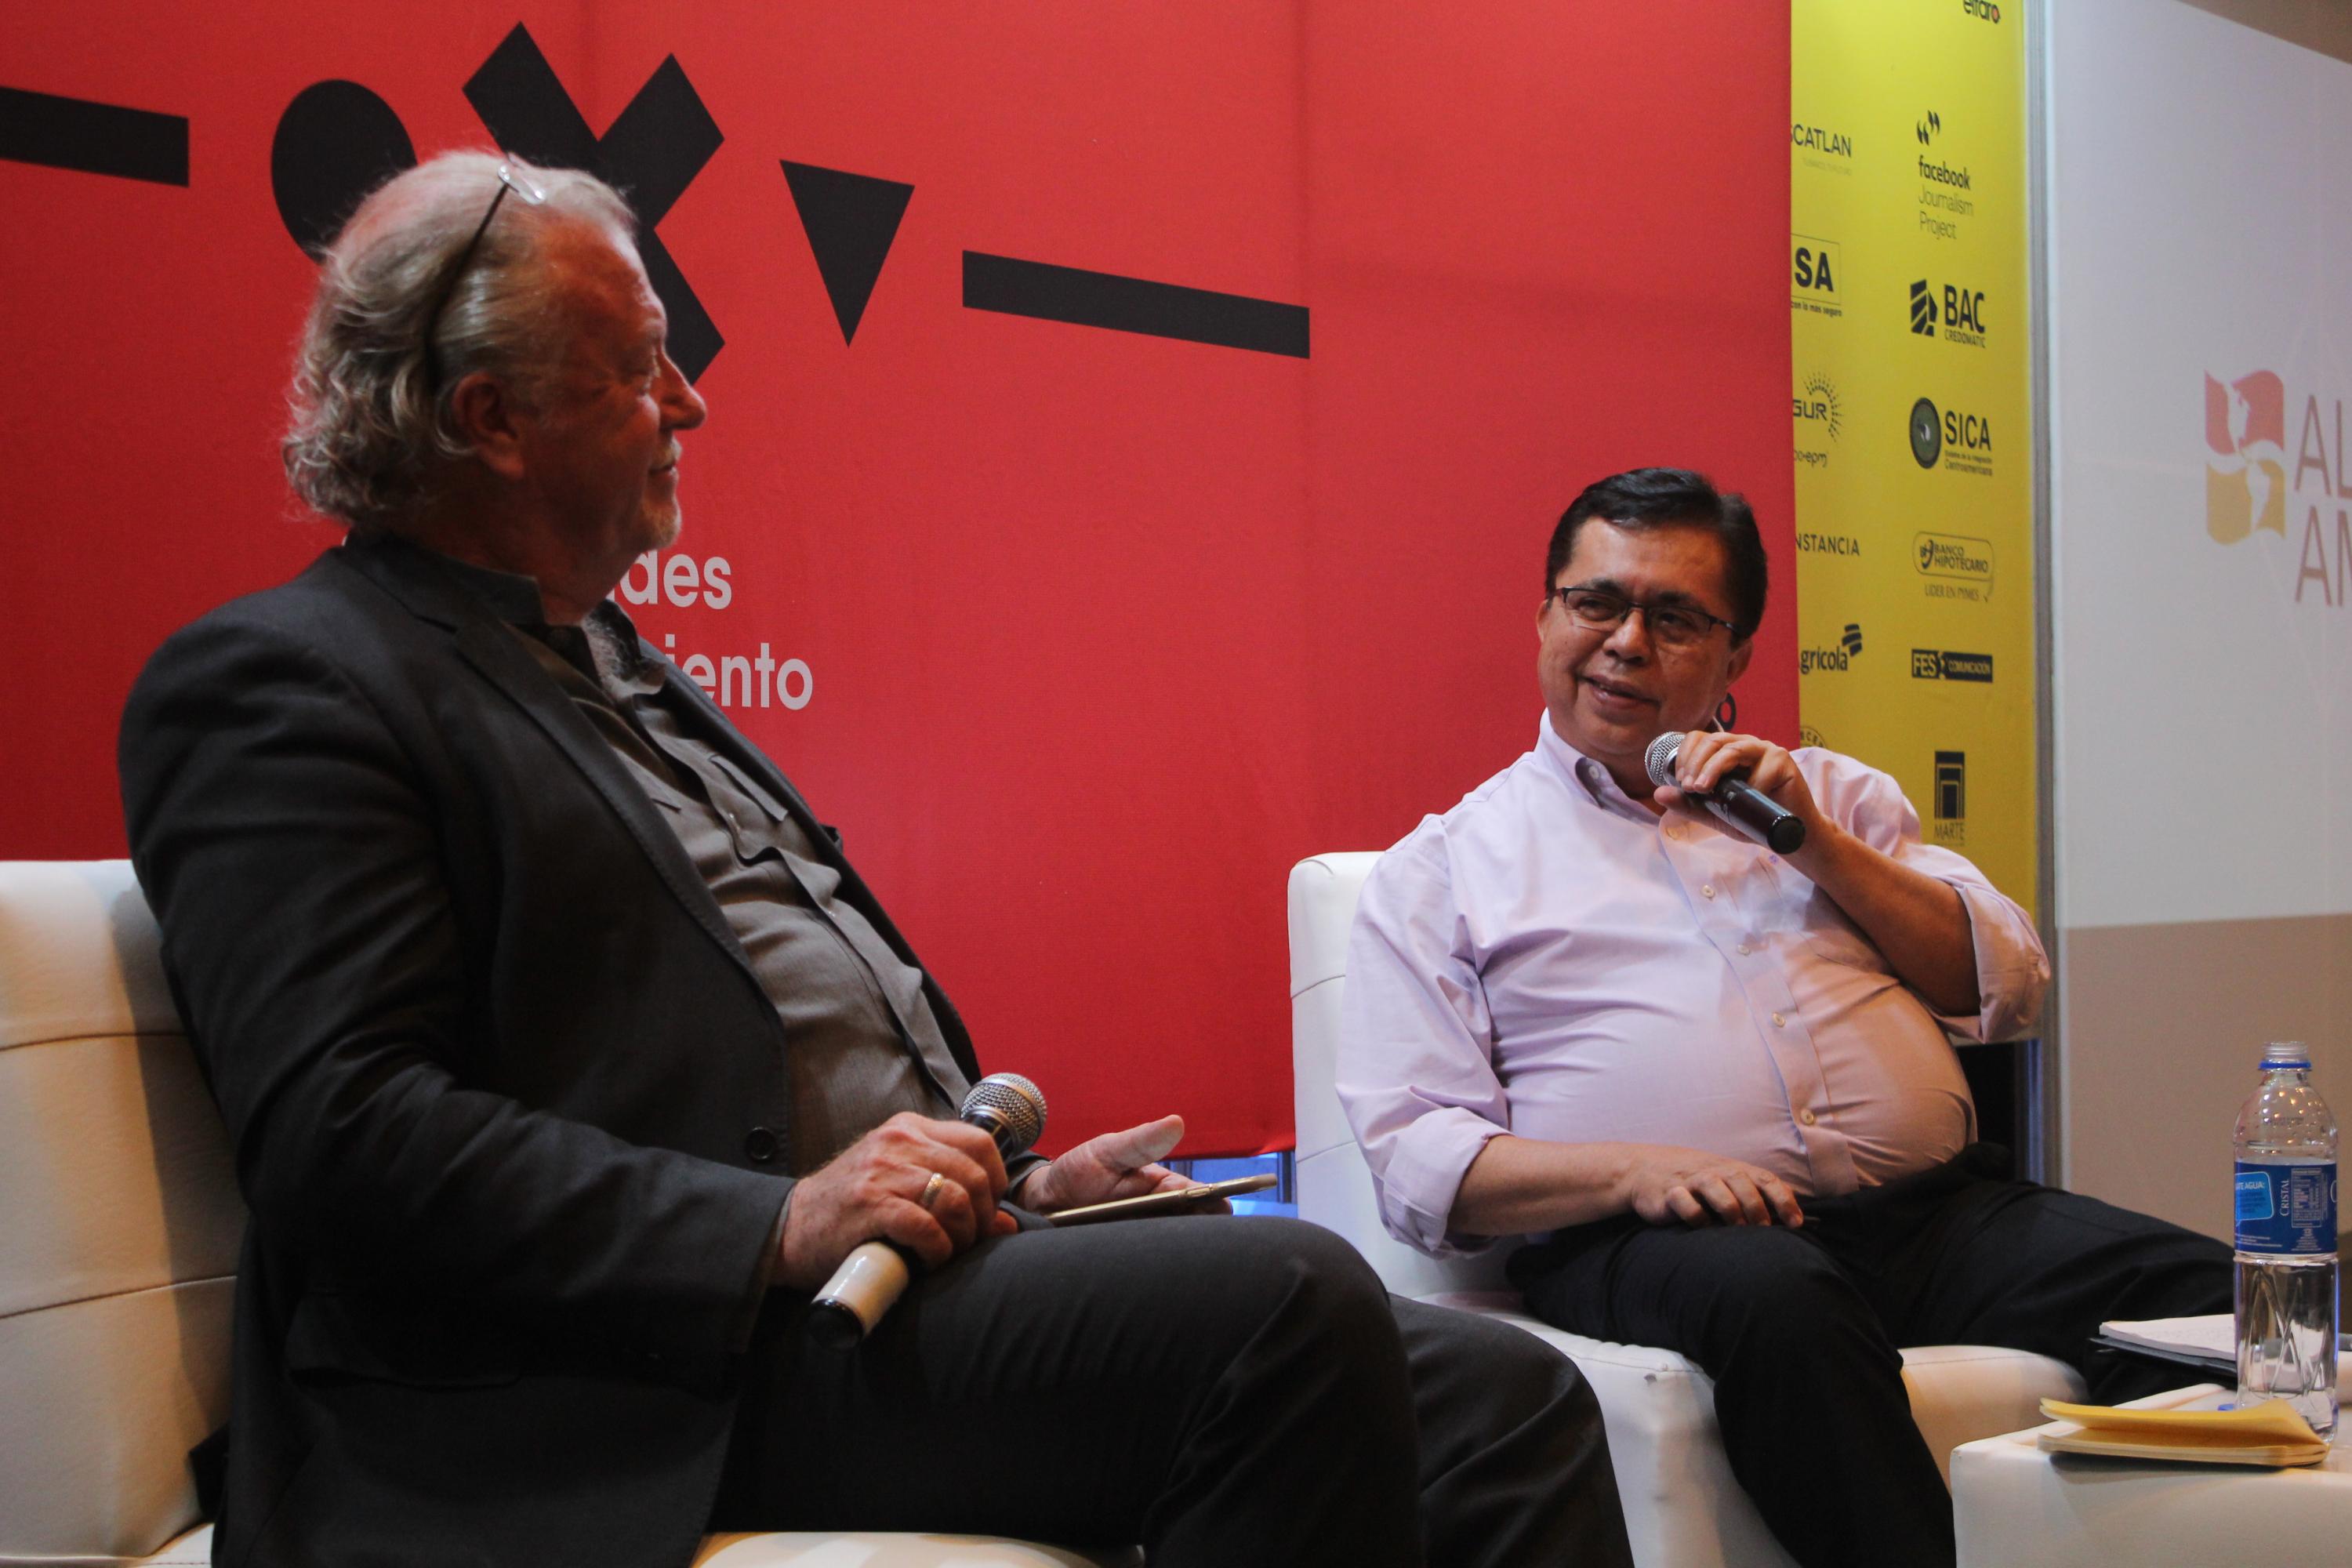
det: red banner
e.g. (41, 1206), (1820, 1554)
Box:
(2, 2), (1792, 1154)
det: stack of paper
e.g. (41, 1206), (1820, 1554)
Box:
(2037, 1396), (2329, 1468)
(2098, 1312), (2352, 1375)
(2096, 1314), (2237, 1373)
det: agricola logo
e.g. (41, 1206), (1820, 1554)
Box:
(2205, 369), (2287, 543)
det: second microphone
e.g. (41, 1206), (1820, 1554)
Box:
(808, 1072), (1048, 1349)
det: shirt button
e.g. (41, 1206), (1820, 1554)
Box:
(1665, 825), (1682, 840)
(744, 1127), (781, 1163)
(1771, 1012), (1786, 1028)
(1798, 1108), (1817, 1126)
(1737, 942), (1752, 956)
(1701, 884), (1716, 899)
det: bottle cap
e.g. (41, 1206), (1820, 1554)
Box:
(2261, 1040), (2311, 1069)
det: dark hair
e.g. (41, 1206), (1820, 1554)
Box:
(1544, 467), (1768, 641)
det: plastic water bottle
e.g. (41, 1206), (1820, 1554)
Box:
(2234, 1041), (2338, 1434)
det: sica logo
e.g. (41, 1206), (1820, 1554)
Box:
(2205, 369), (2287, 543)
(1799, 623), (1864, 674)
(1910, 397), (1992, 472)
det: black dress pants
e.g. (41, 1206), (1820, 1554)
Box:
(1508, 1145), (2230, 1568)
(714, 1214), (1633, 1568)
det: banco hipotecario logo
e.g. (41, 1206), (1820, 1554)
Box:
(2205, 369), (2287, 543)
(1915, 532), (1994, 603)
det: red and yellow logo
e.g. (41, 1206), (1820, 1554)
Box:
(2205, 370), (2287, 543)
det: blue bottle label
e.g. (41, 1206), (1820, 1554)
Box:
(2234, 1161), (2337, 1254)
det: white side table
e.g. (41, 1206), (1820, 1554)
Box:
(1951, 1384), (2352, 1566)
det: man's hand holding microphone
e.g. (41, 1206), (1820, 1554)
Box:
(784, 1075), (1219, 1345)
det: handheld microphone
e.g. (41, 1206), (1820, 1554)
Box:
(808, 1072), (1047, 1349)
(1644, 732), (1806, 855)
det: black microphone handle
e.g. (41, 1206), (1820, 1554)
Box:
(1703, 777), (1808, 855)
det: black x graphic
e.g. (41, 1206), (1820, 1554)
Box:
(466, 24), (724, 380)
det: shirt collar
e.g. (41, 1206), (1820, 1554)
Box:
(362, 530), (552, 627)
(357, 528), (648, 683)
(1536, 710), (1639, 811)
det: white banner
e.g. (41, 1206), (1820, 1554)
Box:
(2050, 0), (2352, 928)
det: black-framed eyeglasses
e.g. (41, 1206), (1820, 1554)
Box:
(419, 162), (547, 390)
(1547, 585), (1740, 648)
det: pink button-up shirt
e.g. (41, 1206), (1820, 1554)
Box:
(1338, 714), (2049, 1257)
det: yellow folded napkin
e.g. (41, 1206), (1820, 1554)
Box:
(2036, 1396), (2329, 1467)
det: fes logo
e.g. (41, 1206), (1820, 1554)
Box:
(2205, 370), (2287, 543)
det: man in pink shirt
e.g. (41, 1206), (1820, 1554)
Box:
(1339, 468), (2229, 1568)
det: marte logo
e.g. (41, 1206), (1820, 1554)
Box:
(1933, 751), (1967, 843)
(1793, 372), (1842, 439)
(1911, 649), (1994, 682)
(1798, 623), (1865, 674)
(2205, 369), (2287, 543)
(1791, 234), (1842, 310)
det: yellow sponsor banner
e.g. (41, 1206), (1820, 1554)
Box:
(1791, 0), (2036, 915)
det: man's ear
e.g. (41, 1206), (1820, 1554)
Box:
(1725, 634), (1755, 688)
(445, 372), (528, 483)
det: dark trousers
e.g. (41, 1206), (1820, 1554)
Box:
(1508, 1146), (2230, 1568)
(714, 1214), (1633, 1568)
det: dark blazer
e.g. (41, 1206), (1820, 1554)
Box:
(118, 530), (989, 1568)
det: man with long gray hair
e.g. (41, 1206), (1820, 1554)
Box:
(118, 151), (1630, 1568)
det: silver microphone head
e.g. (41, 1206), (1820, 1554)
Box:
(1643, 731), (1683, 790)
(960, 1072), (1047, 1157)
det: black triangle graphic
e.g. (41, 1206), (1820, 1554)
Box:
(782, 160), (914, 344)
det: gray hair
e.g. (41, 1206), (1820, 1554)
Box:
(281, 151), (636, 527)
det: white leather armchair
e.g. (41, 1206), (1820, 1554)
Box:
(0, 861), (1121, 1568)
(1289, 851), (2088, 1568)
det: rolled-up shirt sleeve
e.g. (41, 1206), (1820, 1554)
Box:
(1335, 831), (1512, 1258)
(1817, 753), (2050, 1043)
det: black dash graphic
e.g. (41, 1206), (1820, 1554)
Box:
(964, 252), (1308, 358)
(0, 85), (188, 185)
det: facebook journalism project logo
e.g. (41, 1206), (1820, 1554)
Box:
(2204, 369), (2286, 544)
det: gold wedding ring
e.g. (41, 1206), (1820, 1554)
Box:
(918, 1171), (947, 1211)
